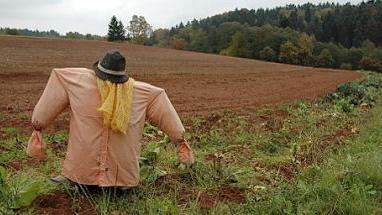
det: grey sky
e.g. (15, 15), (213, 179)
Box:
(0, 0), (364, 36)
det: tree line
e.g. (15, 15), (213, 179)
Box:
(147, 1), (382, 72)
(0, 28), (60, 37)
(0, 27), (103, 40)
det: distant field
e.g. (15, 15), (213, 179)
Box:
(0, 36), (361, 115)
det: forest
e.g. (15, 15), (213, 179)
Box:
(148, 1), (382, 71)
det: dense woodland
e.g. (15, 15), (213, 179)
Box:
(148, 1), (382, 71)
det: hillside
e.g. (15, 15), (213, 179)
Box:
(0, 36), (361, 115)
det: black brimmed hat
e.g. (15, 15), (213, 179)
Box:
(93, 50), (129, 83)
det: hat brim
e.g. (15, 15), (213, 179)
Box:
(93, 61), (129, 84)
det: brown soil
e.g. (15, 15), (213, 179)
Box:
(154, 173), (198, 206)
(0, 36), (361, 121)
(154, 173), (193, 193)
(198, 185), (247, 209)
(0, 118), (32, 137)
(197, 112), (224, 132)
(6, 158), (40, 171)
(298, 127), (355, 166)
(261, 127), (356, 181)
(333, 128), (354, 139)
(153, 174), (246, 208)
(258, 109), (290, 121)
(278, 163), (298, 180)
(51, 140), (68, 154)
(33, 192), (96, 215)
(275, 127), (356, 180)
(205, 153), (217, 161)
(257, 109), (290, 132)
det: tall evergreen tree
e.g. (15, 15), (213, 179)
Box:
(179, 22), (185, 29)
(117, 20), (126, 40)
(305, 6), (312, 23)
(289, 10), (299, 29)
(322, 12), (338, 42)
(337, 4), (357, 48)
(108, 15), (118, 41)
(279, 14), (290, 28)
(107, 15), (125, 41)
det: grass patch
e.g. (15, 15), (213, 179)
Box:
(1, 127), (20, 137)
(250, 100), (382, 214)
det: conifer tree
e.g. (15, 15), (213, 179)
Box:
(108, 15), (125, 41)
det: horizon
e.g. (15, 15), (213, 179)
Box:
(0, 0), (364, 36)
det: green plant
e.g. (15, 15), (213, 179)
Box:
(337, 82), (366, 105)
(335, 98), (354, 113)
(143, 122), (161, 138)
(0, 167), (45, 211)
(1, 127), (19, 137)
(0, 138), (29, 165)
(324, 74), (382, 107)
(363, 74), (382, 89)
(297, 102), (309, 115)
(46, 130), (68, 143)
(139, 139), (169, 183)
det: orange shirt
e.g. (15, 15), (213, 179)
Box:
(31, 68), (185, 187)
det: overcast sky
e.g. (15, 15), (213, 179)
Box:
(0, 0), (364, 36)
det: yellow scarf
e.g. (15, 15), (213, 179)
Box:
(96, 77), (135, 134)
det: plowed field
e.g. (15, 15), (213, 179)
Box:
(0, 36), (361, 116)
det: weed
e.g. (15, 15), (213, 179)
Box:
(0, 167), (53, 213)
(16, 113), (29, 120)
(335, 98), (355, 113)
(1, 127), (19, 137)
(0, 138), (29, 166)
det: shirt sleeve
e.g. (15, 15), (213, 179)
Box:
(31, 69), (69, 130)
(146, 89), (185, 144)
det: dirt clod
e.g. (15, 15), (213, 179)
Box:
(278, 163), (298, 180)
(198, 185), (247, 209)
(33, 192), (96, 215)
(7, 159), (40, 171)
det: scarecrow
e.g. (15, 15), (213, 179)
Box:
(27, 50), (194, 188)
